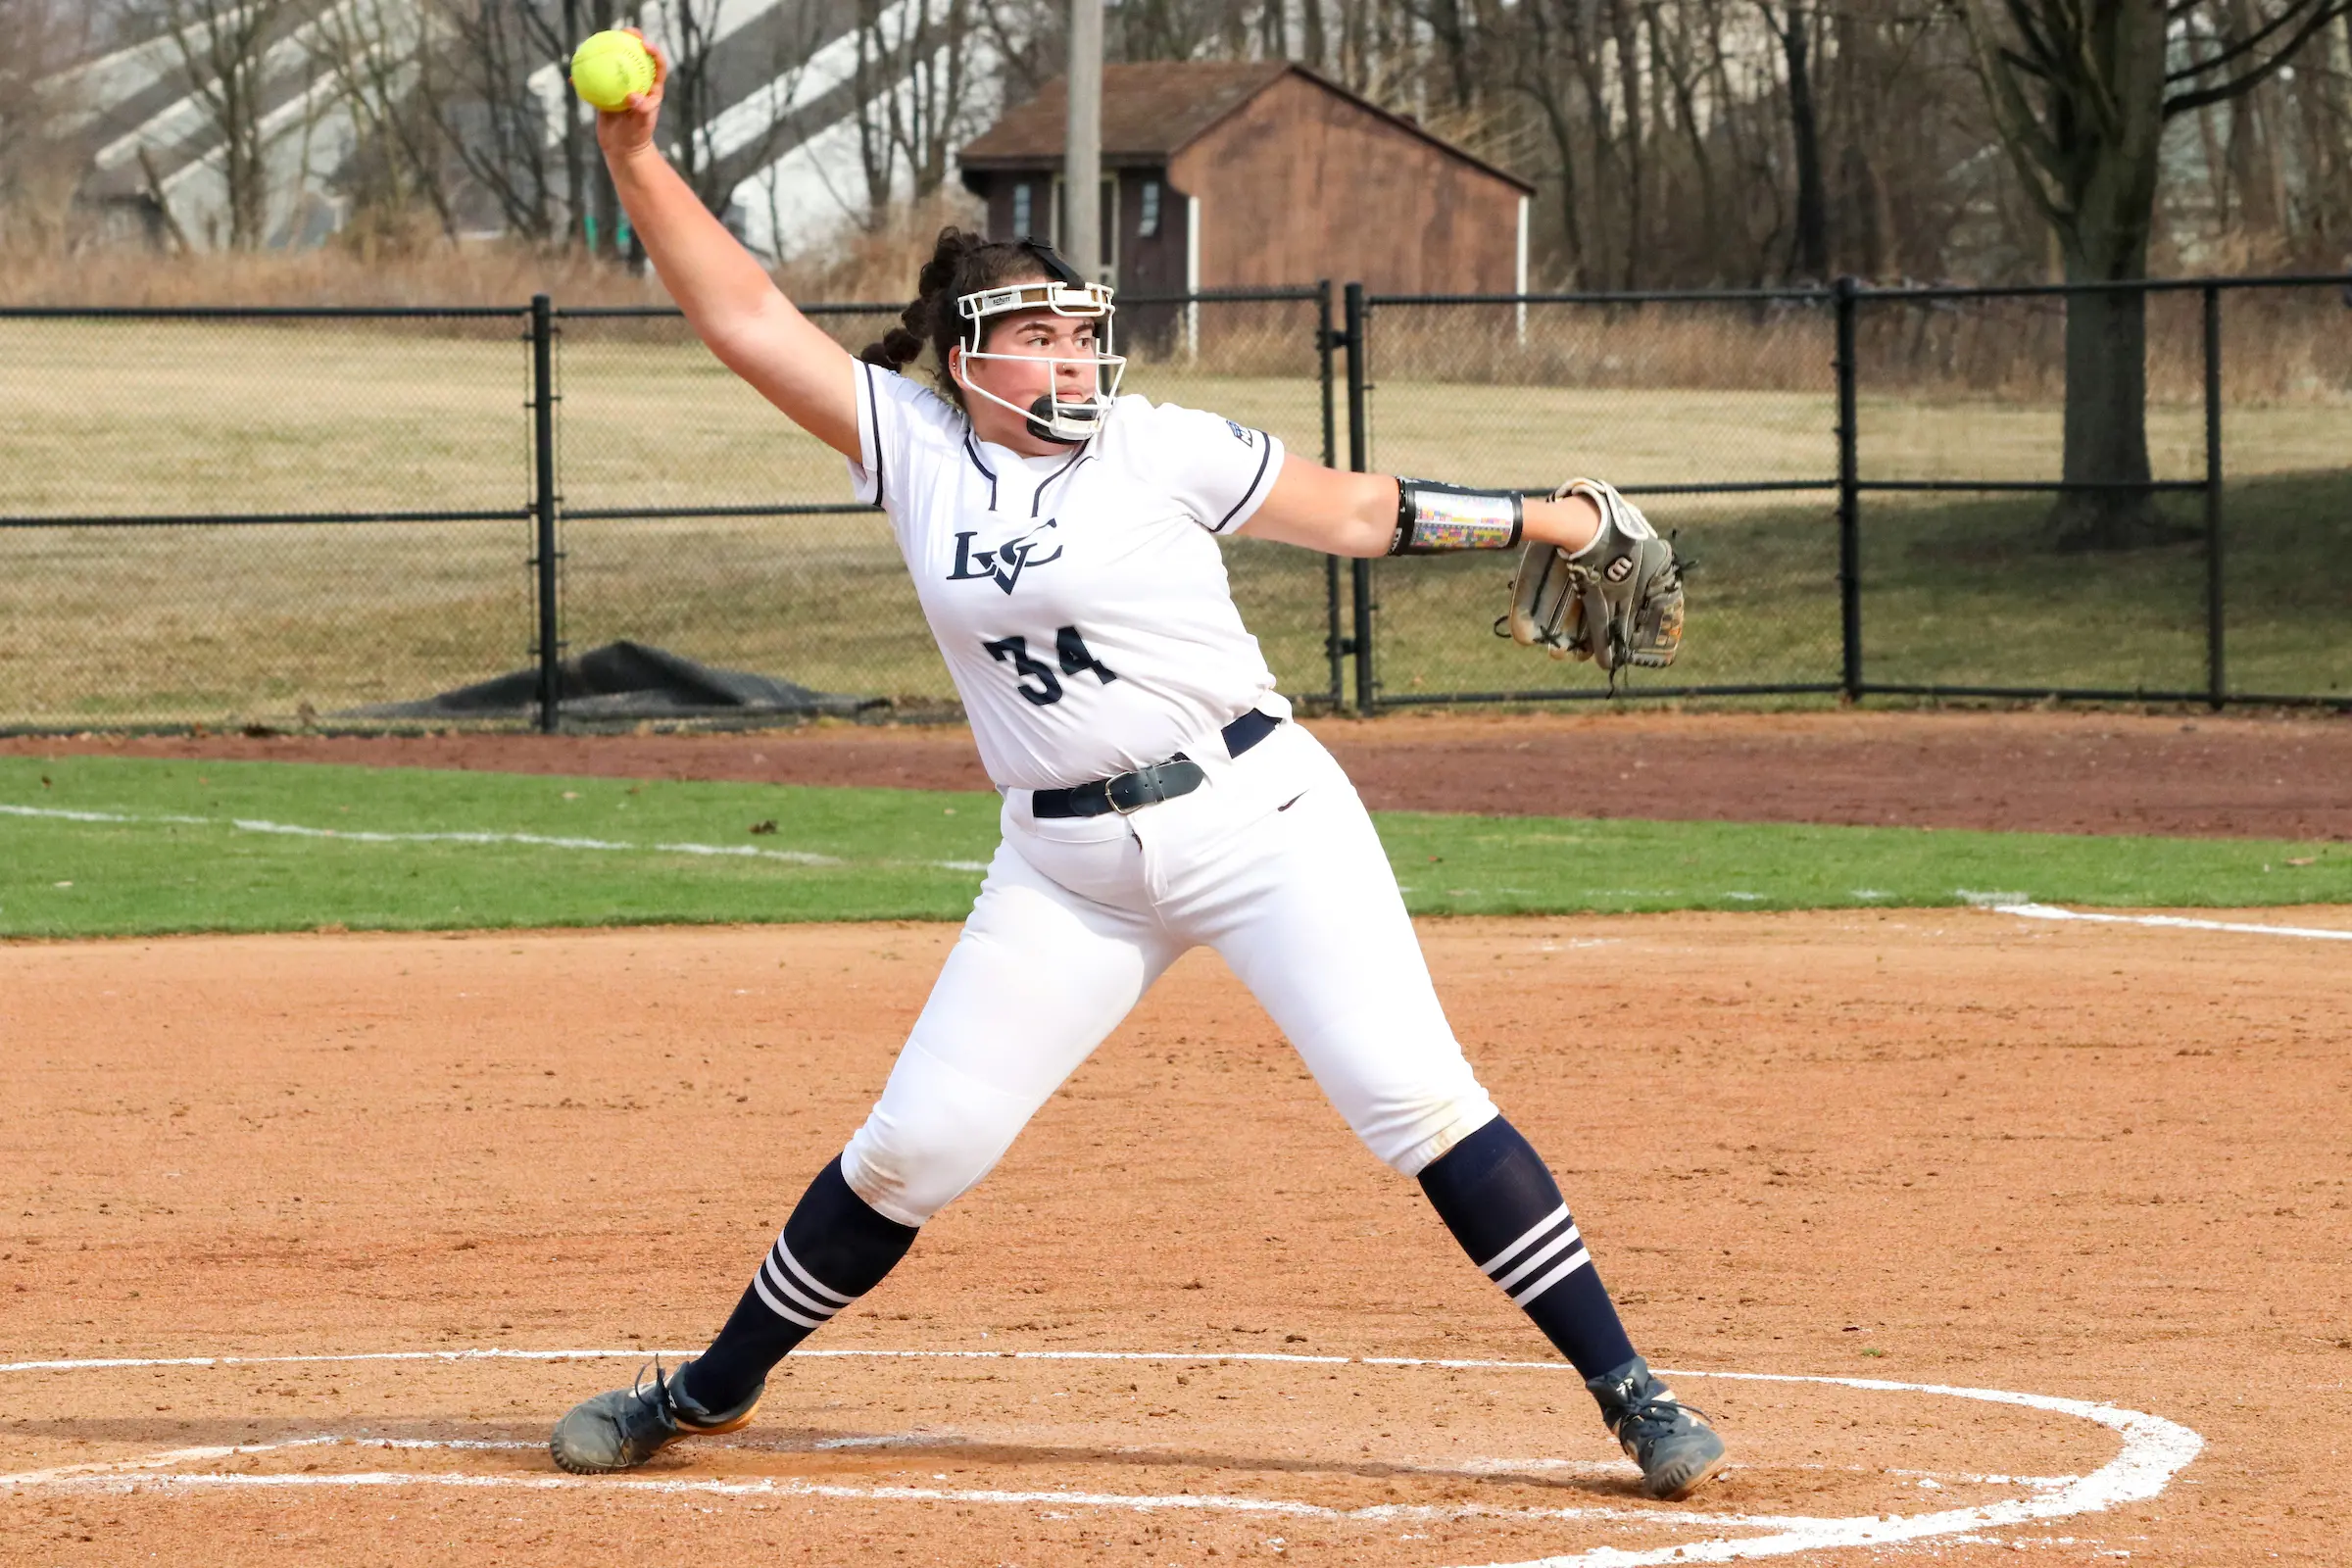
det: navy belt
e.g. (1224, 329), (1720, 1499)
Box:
(1030, 710), (1282, 819)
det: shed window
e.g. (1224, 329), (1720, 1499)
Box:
(1138, 180), (1160, 238)
(1011, 182), (1033, 238)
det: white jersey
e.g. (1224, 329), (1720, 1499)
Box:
(849, 361), (1291, 790)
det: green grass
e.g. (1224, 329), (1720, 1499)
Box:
(3, 757), (2344, 939)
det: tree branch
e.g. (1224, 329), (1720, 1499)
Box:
(2165, 0), (2352, 114)
(2163, 0), (2323, 83)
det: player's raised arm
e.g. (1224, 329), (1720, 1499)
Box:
(1240, 455), (1603, 557)
(591, 33), (859, 459)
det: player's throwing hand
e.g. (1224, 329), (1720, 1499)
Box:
(588, 28), (666, 163)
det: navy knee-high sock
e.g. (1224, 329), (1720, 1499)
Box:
(682, 1157), (917, 1412)
(1417, 1116), (1638, 1379)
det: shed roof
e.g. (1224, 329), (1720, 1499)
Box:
(957, 60), (1534, 193)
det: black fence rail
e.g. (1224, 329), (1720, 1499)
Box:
(0, 273), (2343, 733)
(0, 288), (1337, 732)
(1342, 273), (2352, 711)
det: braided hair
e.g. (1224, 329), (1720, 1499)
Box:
(858, 228), (1077, 410)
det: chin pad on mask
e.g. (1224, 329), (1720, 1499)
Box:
(1027, 392), (1101, 444)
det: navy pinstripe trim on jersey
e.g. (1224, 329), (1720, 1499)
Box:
(1211, 429), (1277, 533)
(1031, 447), (1095, 517)
(861, 363), (886, 510)
(961, 431), (1000, 511)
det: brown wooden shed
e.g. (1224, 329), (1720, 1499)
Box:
(956, 61), (1534, 300)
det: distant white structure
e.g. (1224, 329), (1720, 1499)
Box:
(52, 0), (1008, 259)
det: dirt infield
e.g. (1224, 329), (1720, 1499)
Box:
(5, 909), (2347, 1566)
(11, 709), (2349, 840)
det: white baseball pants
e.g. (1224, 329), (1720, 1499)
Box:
(838, 720), (1499, 1227)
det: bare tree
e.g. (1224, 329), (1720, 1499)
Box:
(1759, 2), (1827, 279)
(1959, 0), (2352, 548)
(426, 0), (574, 242)
(1506, 0), (1597, 282)
(655, 0), (829, 221)
(159, 0), (307, 250)
(850, 0), (980, 224)
(0, 0), (105, 252)
(312, 0), (461, 240)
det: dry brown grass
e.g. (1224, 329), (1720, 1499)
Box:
(0, 191), (991, 311)
(1367, 285), (2352, 403)
(0, 242), (672, 311)
(11, 209), (2340, 409)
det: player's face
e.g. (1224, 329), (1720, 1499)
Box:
(956, 306), (1102, 451)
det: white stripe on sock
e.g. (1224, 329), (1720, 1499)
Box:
(1493, 1224), (1583, 1296)
(751, 1266), (830, 1331)
(777, 1241), (856, 1307)
(1477, 1203), (1571, 1277)
(1509, 1246), (1592, 1307)
(760, 1252), (843, 1324)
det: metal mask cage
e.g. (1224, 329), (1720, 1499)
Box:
(953, 279), (1125, 443)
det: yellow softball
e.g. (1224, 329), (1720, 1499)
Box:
(570, 30), (655, 113)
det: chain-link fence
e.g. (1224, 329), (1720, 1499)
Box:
(0, 306), (537, 728)
(2, 275), (2343, 731)
(1345, 275), (2352, 710)
(0, 289), (1337, 731)
(552, 289), (1340, 720)
(1346, 286), (1843, 704)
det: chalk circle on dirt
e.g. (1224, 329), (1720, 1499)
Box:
(1, 1347), (2200, 1568)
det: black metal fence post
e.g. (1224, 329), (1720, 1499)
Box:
(1316, 279), (1345, 710)
(1834, 275), (1863, 701)
(529, 293), (562, 734)
(1343, 281), (1375, 714)
(2202, 283), (2226, 710)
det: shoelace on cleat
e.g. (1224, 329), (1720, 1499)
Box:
(1617, 1393), (1710, 1448)
(628, 1356), (677, 1416)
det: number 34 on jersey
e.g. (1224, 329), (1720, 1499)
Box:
(981, 626), (1118, 708)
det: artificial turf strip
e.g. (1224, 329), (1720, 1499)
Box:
(1, 755), (2346, 939)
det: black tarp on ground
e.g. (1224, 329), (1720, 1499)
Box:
(340, 641), (881, 720)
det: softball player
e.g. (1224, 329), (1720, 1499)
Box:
(551, 39), (1726, 1502)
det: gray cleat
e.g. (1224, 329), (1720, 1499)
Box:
(550, 1357), (761, 1475)
(1586, 1355), (1730, 1500)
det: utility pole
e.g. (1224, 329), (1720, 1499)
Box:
(1063, 0), (1102, 279)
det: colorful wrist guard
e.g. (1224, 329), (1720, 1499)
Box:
(1388, 480), (1525, 555)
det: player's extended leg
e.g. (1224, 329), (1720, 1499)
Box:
(1184, 730), (1727, 1499)
(1416, 1118), (1727, 1499)
(550, 839), (1182, 1473)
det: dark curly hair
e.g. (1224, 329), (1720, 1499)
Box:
(858, 227), (1079, 409)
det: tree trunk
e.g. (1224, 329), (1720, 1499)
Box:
(1773, 3), (1828, 280)
(2052, 271), (2166, 550)
(561, 0), (588, 249)
(1607, 0), (1644, 287)
(2051, 195), (2180, 551)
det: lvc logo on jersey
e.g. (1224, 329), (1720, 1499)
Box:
(949, 519), (1064, 596)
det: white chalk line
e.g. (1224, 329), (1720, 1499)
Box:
(1989, 900), (2352, 942)
(0, 1346), (2200, 1568)
(0, 802), (993, 876)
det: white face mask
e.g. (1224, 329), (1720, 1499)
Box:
(953, 279), (1127, 444)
